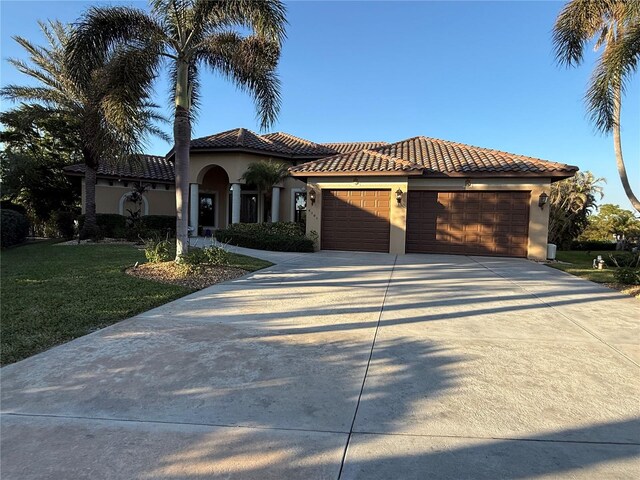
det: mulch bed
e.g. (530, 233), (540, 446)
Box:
(126, 262), (247, 290)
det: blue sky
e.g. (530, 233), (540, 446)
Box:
(1, 0), (638, 210)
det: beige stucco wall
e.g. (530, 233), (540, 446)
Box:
(305, 176), (409, 254)
(408, 177), (552, 260)
(87, 179), (176, 216)
(302, 176), (552, 260)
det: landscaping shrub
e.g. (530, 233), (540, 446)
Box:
(1, 209), (30, 248)
(613, 267), (640, 285)
(51, 210), (76, 239)
(609, 252), (640, 285)
(78, 214), (127, 238)
(143, 238), (171, 263)
(140, 215), (176, 236)
(178, 245), (231, 274)
(0, 201), (28, 216)
(215, 222), (314, 252)
(569, 240), (617, 251)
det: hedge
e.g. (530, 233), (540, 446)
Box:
(139, 215), (176, 236)
(78, 214), (127, 238)
(569, 241), (617, 251)
(1, 209), (30, 248)
(215, 222), (314, 252)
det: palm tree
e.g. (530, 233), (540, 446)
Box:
(553, 0), (640, 212)
(240, 160), (289, 221)
(67, 0), (287, 258)
(1, 20), (163, 237)
(549, 170), (605, 248)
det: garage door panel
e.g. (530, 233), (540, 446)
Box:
(406, 191), (530, 257)
(321, 189), (390, 253)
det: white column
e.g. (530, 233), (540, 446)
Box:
(271, 187), (280, 223)
(231, 183), (241, 224)
(189, 183), (199, 234)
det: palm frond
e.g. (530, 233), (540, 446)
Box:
(198, 33), (281, 129)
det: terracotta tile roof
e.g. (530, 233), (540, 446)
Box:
(290, 136), (578, 178)
(322, 141), (388, 154)
(262, 132), (337, 156)
(63, 155), (174, 182)
(189, 127), (335, 158)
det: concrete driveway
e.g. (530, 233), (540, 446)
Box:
(2, 251), (639, 479)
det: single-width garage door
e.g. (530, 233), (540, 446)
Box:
(406, 191), (530, 257)
(321, 189), (390, 252)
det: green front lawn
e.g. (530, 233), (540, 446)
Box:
(0, 241), (271, 365)
(549, 250), (617, 284)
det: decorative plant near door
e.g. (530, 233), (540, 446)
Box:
(240, 160), (289, 222)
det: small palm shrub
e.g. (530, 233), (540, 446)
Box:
(215, 222), (313, 252)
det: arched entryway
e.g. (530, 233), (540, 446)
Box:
(190, 165), (229, 236)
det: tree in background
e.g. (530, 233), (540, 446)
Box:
(579, 203), (640, 242)
(548, 171), (605, 248)
(1, 20), (164, 238)
(68, 0), (287, 259)
(0, 106), (81, 232)
(553, 0), (640, 212)
(241, 160), (289, 222)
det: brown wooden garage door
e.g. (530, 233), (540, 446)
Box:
(406, 191), (530, 257)
(321, 189), (390, 253)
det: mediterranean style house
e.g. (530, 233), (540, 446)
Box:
(65, 127), (578, 260)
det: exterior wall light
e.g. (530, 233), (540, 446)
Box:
(538, 192), (549, 209)
(309, 189), (316, 205)
(396, 188), (404, 206)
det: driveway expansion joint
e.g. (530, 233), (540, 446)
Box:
(336, 255), (398, 480)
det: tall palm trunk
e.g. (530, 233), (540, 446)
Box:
(80, 142), (99, 238)
(613, 83), (640, 212)
(174, 60), (191, 259)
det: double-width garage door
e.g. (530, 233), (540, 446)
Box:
(321, 189), (390, 253)
(406, 191), (530, 257)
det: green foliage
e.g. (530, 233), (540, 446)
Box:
(613, 267), (640, 285)
(216, 222), (314, 252)
(569, 240), (617, 251)
(0, 107), (81, 231)
(50, 210), (76, 239)
(0, 209), (30, 248)
(609, 252), (640, 285)
(241, 161), (289, 193)
(548, 171), (604, 248)
(553, 1), (640, 211)
(78, 214), (127, 239)
(608, 252), (639, 268)
(143, 238), (171, 263)
(140, 215), (176, 236)
(203, 245), (231, 266)
(178, 245), (231, 274)
(579, 204), (640, 242)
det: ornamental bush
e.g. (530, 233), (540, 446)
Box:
(1, 209), (30, 248)
(215, 222), (313, 252)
